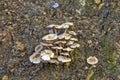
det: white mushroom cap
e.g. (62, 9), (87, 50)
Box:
(61, 22), (74, 29)
(29, 52), (41, 64)
(46, 24), (56, 28)
(64, 33), (71, 40)
(58, 56), (71, 62)
(60, 52), (70, 56)
(42, 34), (57, 40)
(63, 22), (74, 26)
(54, 25), (63, 29)
(51, 46), (63, 50)
(49, 58), (59, 64)
(70, 38), (78, 41)
(55, 41), (66, 44)
(40, 42), (53, 47)
(67, 41), (74, 45)
(63, 47), (73, 52)
(87, 56), (98, 65)
(35, 44), (43, 52)
(68, 31), (77, 36)
(40, 50), (54, 61)
(70, 43), (80, 48)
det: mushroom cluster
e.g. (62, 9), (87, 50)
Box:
(29, 22), (80, 64)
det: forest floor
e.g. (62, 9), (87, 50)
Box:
(0, 0), (120, 80)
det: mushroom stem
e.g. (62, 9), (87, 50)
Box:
(55, 29), (57, 34)
(64, 28), (68, 33)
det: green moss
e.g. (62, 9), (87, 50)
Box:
(100, 35), (117, 75)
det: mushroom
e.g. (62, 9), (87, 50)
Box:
(55, 41), (66, 44)
(35, 44), (43, 52)
(87, 56), (98, 65)
(29, 52), (41, 64)
(68, 31), (77, 36)
(57, 56), (71, 63)
(42, 34), (57, 41)
(49, 58), (59, 64)
(70, 38), (78, 41)
(40, 50), (54, 61)
(64, 33), (71, 40)
(54, 25), (63, 29)
(51, 46), (63, 50)
(40, 42), (53, 47)
(70, 43), (80, 49)
(46, 24), (56, 28)
(60, 52), (70, 56)
(66, 41), (74, 45)
(63, 47), (73, 52)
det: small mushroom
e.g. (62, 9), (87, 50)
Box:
(40, 50), (54, 61)
(51, 46), (63, 50)
(87, 56), (98, 65)
(55, 41), (66, 44)
(29, 52), (41, 64)
(40, 42), (53, 47)
(63, 47), (73, 52)
(46, 24), (56, 28)
(66, 41), (74, 45)
(64, 33), (71, 40)
(70, 38), (78, 41)
(58, 56), (71, 63)
(54, 25), (63, 29)
(42, 34), (57, 41)
(60, 52), (70, 56)
(68, 31), (77, 36)
(57, 33), (65, 39)
(35, 44), (43, 52)
(70, 43), (80, 49)
(49, 58), (59, 64)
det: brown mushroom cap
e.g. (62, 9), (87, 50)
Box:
(70, 43), (80, 49)
(68, 31), (77, 36)
(66, 41), (74, 45)
(29, 52), (41, 64)
(40, 42), (53, 47)
(42, 34), (57, 41)
(87, 56), (98, 65)
(51, 46), (63, 50)
(63, 47), (73, 52)
(70, 38), (78, 41)
(57, 56), (71, 63)
(49, 58), (59, 64)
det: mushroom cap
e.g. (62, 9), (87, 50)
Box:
(66, 41), (74, 45)
(42, 34), (57, 40)
(70, 38), (78, 41)
(87, 56), (98, 65)
(55, 41), (66, 44)
(58, 56), (71, 62)
(61, 22), (74, 29)
(40, 50), (54, 61)
(57, 33), (65, 39)
(64, 33), (71, 40)
(60, 52), (70, 56)
(68, 31), (77, 36)
(54, 25), (63, 29)
(63, 47), (73, 52)
(49, 58), (59, 64)
(35, 44), (43, 52)
(29, 52), (41, 64)
(70, 43), (80, 48)
(40, 42), (53, 47)
(51, 46), (63, 50)
(46, 24), (56, 28)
